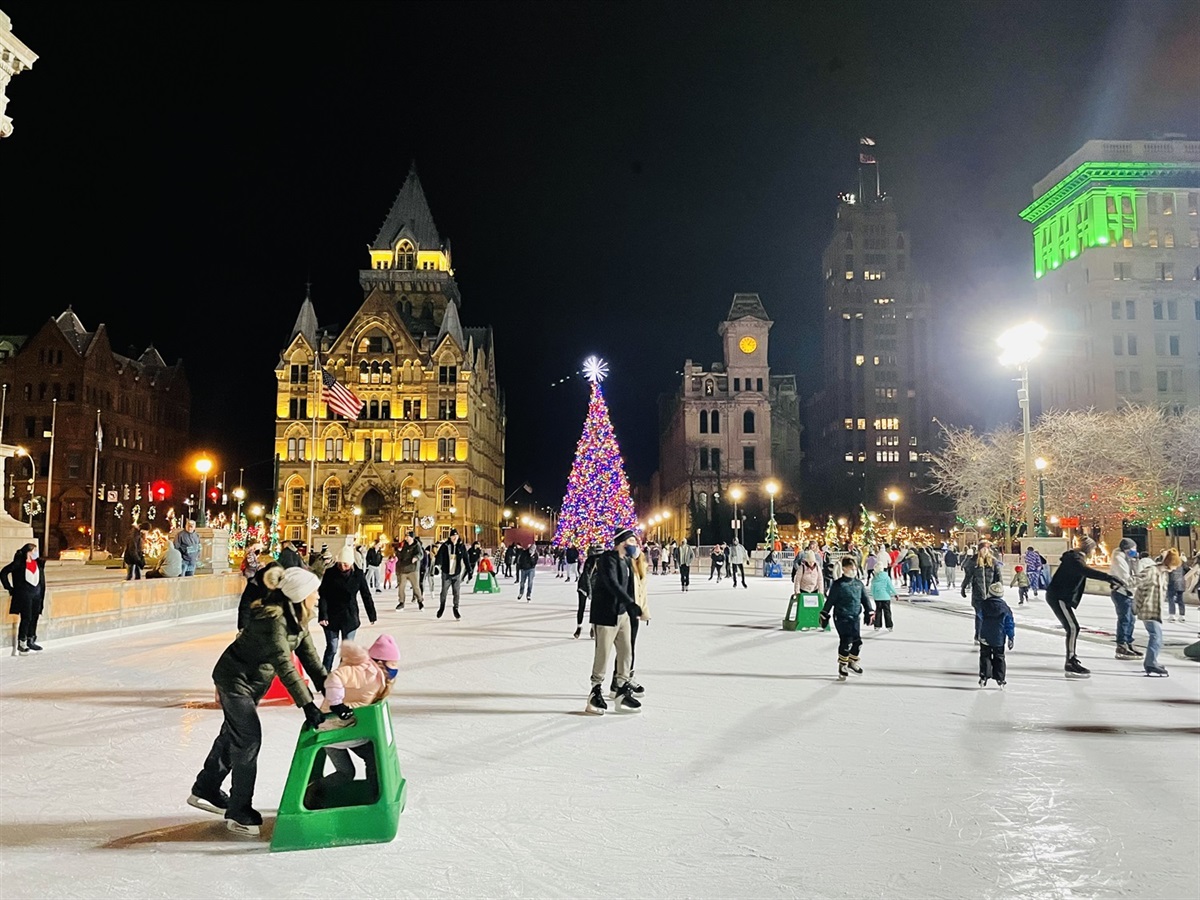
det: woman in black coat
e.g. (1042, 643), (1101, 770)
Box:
(1, 543), (47, 653)
(961, 545), (1002, 642)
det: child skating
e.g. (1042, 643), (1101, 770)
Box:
(978, 582), (1015, 688)
(870, 557), (898, 630)
(819, 556), (874, 681)
(1010, 565), (1030, 605)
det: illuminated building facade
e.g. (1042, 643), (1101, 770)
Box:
(1019, 139), (1200, 413)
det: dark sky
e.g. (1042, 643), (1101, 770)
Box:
(3, 0), (1198, 508)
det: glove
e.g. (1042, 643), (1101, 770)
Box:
(818, 612), (830, 629)
(960, 589), (967, 598)
(1007, 638), (1014, 650)
(302, 702), (324, 730)
(573, 627), (582, 639)
(330, 703), (353, 721)
(310, 676), (326, 695)
(369, 618), (377, 625)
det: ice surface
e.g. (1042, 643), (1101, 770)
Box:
(1, 570), (1197, 899)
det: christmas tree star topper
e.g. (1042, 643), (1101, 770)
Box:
(582, 356), (608, 384)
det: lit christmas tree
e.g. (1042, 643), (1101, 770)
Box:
(859, 504), (878, 548)
(552, 357), (638, 550)
(824, 515), (838, 549)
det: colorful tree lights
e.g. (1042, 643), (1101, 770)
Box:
(552, 373), (637, 550)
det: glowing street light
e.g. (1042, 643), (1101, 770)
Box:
(195, 457), (213, 522)
(998, 321), (1046, 540)
(729, 487), (744, 541)
(886, 488), (901, 526)
(764, 480), (780, 544)
(352, 505), (363, 537)
(1034, 456), (1049, 537)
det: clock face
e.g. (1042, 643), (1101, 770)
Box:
(738, 336), (758, 354)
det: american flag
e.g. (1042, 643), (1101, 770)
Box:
(320, 365), (362, 420)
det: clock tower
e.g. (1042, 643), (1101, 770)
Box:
(718, 292), (771, 390)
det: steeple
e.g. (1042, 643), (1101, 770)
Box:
(726, 292), (770, 321)
(371, 162), (442, 251)
(289, 286), (318, 347)
(436, 297), (465, 349)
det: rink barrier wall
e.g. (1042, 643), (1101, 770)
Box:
(9, 574), (243, 642)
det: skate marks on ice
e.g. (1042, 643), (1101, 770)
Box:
(0, 815), (274, 854)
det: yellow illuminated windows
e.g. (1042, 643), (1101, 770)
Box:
(843, 418), (853, 430)
(855, 355), (865, 366)
(396, 240), (415, 270)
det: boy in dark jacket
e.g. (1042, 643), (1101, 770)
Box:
(819, 557), (875, 681)
(978, 583), (1016, 688)
(1045, 549), (1123, 678)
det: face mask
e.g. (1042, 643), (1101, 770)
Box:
(626, 545), (641, 558)
(376, 661), (399, 680)
(843, 568), (856, 579)
(29, 549), (39, 561)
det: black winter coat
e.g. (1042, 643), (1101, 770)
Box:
(1, 550), (46, 617)
(589, 551), (638, 626)
(962, 556), (1003, 605)
(516, 548), (537, 571)
(277, 546), (304, 569)
(1046, 550), (1118, 610)
(317, 565), (376, 631)
(435, 540), (470, 578)
(213, 591), (326, 706)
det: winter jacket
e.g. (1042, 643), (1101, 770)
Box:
(435, 540), (470, 578)
(237, 563), (279, 631)
(822, 575), (873, 620)
(793, 561), (823, 594)
(1134, 563), (1169, 622)
(320, 642), (389, 711)
(1108, 552), (1138, 597)
(396, 540), (421, 574)
(916, 548), (933, 570)
(1167, 565), (1185, 593)
(211, 590), (326, 706)
(633, 567), (650, 621)
(710, 548), (725, 565)
(589, 551), (638, 626)
(516, 548), (538, 571)
(677, 543), (696, 567)
(1009, 571), (1030, 588)
(961, 555), (1002, 605)
(159, 545), (183, 577)
(728, 544), (748, 565)
(365, 546), (383, 567)
(467, 545), (483, 570)
(869, 570), (898, 603)
(317, 565), (376, 632)
(978, 597), (1015, 648)
(565, 547), (580, 565)
(1022, 548), (1044, 574)
(944, 549), (960, 569)
(123, 533), (146, 568)
(278, 546), (304, 569)
(1, 550), (46, 618)
(1046, 550), (1118, 610)
(175, 529), (201, 564)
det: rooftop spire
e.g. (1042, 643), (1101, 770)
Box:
(290, 287), (318, 346)
(371, 162), (442, 251)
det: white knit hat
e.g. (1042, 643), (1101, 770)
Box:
(279, 568), (321, 602)
(337, 545), (356, 565)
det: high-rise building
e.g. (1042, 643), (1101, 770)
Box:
(802, 193), (935, 517)
(654, 293), (802, 545)
(1019, 139), (1200, 413)
(274, 165), (505, 548)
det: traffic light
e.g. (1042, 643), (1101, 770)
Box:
(209, 488), (219, 503)
(151, 480), (170, 501)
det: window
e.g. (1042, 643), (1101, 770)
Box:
(1157, 370), (1169, 392)
(1164, 229), (1175, 248)
(845, 452), (854, 462)
(844, 418), (853, 430)
(1147, 193), (1157, 215)
(711, 449), (720, 471)
(857, 418), (866, 430)
(1149, 228), (1159, 248)
(742, 410), (755, 433)
(1112, 334), (1124, 356)
(364, 437), (373, 461)
(742, 447), (756, 471)
(699, 410), (708, 434)
(875, 450), (900, 463)
(1129, 370), (1141, 393)
(1116, 370), (1128, 392)
(1166, 300), (1178, 320)
(287, 437), (298, 460)
(439, 366), (458, 385)
(704, 380), (714, 397)
(370, 361), (381, 384)
(873, 417), (900, 430)
(325, 437), (334, 459)
(1189, 192), (1199, 216)
(1195, 300), (1200, 320)
(396, 240), (415, 270)
(368, 400), (379, 419)
(22, 383), (31, 401)
(909, 451), (918, 462)
(1114, 262), (1131, 280)
(438, 399), (458, 420)
(1190, 230), (1200, 248)
(382, 362), (392, 384)
(1127, 335), (1138, 355)
(326, 487), (341, 514)
(437, 437), (457, 462)
(1169, 335), (1180, 356)
(289, 364), (309, 384)
(711, 411), (720, 434)
(733, 378), (740, 391)
(359, 361), (369, 384)
(699, 447), (709, 470)
(1156, 263), (1173, 281)
(1162, 193), (1174, 216)
(403, 399), (422, 420)
(290, 488), (303, 512)
(297, 438), (306, 461)
(440, 487), (454, 511)
(756, 378), (763, 391)
(855, 355), (865, 366)
(357, 334), (393, 354)
(1111, 301), (1121, 320)
(67, 453), (82, 479)
(1154, 300), (1164, 320)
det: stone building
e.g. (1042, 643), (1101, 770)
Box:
(274, 166), (505, 547)
(1019, 139), (1200, 414)
(0, 10), (37, 139)
(654, 293), (802, 545)
(0, 309), (190, 556)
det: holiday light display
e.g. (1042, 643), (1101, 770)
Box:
(824, 516), (838, 549)
(552, 360), (638, 550)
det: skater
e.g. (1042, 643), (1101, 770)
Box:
(978, 582), (1015, 688)
(612, 536), (648, 695)
(564, 545), (579, 583)
(1135, 549), (1180, 677)
(123, 526), (147, 581)
(1166, 554), (1187, 623)
(962, 543), (1002, 644)
(649, 543), (661, 575)
(504, 543), (517, 580)
(306, 634), (400, 809)
(382, 550), (396, 591)
(364, 539), (384, 593)
(1109, 538), (1142, 659)
(277, 540), (304, 569)
(1023, 546), (1046, 597)
(728, 539), (748, 588)
(1010, 565), (1030, 605)
(818, 556), (874, 681)
(584, 528), (642, 714)
(574, 546), (602, 637)
(709, 543), (725, 582)
(792, 550), (823, 596)
(870, 556), (898, 630)
(435, 528), (469, 619)
(237, 561), (283, 630)
(1, 543), (47, 654)
(1045, 547), (1125, 678)
(240, 540), (263, 582)
(677, 538), (695, 591)
(394, 532), (423, 610)
(516, 542), (537, 600)
(189, 567), (328, 836)
(317, 546), (377, 672)
(944, 546), (959, 588)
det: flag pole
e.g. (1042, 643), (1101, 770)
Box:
(43, 399), (57, 555)
(89, 409), (100, 560)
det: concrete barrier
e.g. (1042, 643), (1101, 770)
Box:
(7, 573), (243, 643)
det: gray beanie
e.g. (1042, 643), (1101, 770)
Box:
(1118, 538), (1136, 552)
(279, 568), (320, 602)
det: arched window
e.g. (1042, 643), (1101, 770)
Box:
(743, 410), (755, 433)
(896, 234), (906, 249)
(844, 232), (853, 248)
(698, 491), (708, 511)
(711, 411), (721, 434)
(369, 400), (380, 419)
(438, 437), (457, 462)
(402, 438), (411, 461)
(325, 438), (334, 460)
(699, 410), (709, 434)
(23, 383), (31, 400)
(370, 361), (381, 384)
(396, 240), (415, 270)
(704, 380), (715, 397)
(382, 361), (392, 384)
(361, 488), (384, 517)
(380, 400), (391, 419)
(359, 361), (369, 384)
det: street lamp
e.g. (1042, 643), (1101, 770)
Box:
(410, 488), (421, 534)
(195, 457), (213, 523)
(13, 447), (36, 521)
(233, 486), (246, 524)
(997, 320), (1046, 540)
(1034, 457), (1049, 537)
(764, 479), (780, 544)
(249, 503), (264, 520)
(887, 489), (901, 526)
(730, 487), (743, 541)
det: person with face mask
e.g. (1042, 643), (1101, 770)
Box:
(317, 546), (377, 672)
(189, 567), (328, 836)
(2, 543), (47, 653)
(819, 556), (875, 681)
(584, 528), (642, 714)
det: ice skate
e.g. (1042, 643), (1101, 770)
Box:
(187, 784), (229, 815)
(626, 676), (644, 695)
(1126, 644), (1143, 657)
(615, 683), (642, 712)
(1064, 657), (1091, 679)
(978, 677), (987, 688)
(17, 640), (29, 654)
(436, 605), (445, 618)
(847, 657), (864, 675)
(395, 601), (405, 610)
(585, 685), (608, 715)
(224, 808), (262, 836)
(1144, 665), (1169, 677)
(837, 658), (849, 681)
(454, 608), (461, 619)
(1116, 645), (1138, 660)
(996, 681), (1006, 690)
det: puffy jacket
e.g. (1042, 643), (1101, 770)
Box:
(978, 597), (1015, 648)
(516, 548), (538, 571)
(793, 561), (823, 594)
(822, 575), (873, 620)
(365, 547), (383, 567)
(317, 565), (376, 632)
(962, 555), (1002, 605)
(320, 642), (389, 711)
(396, 540), (421, 573)
(869, 570), (898, 602)
(212, 591), (326, 706)
(1046, 550), (1118, 610)
(677, 543), (696, 567)
(728, 544), (748, 565)
(1108, 552), (1138, 596)
(589, 551), (637, 626)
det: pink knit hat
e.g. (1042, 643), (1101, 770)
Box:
(368, 634), (400, 665)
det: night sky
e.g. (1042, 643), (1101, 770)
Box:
(3, 1), (1198, 511)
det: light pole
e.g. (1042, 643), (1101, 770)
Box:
(661, 509), (671, 543)
(410, 488), (421, 535)
(1034, 457), (1048, 537)
(195, 457), (213, 524)
(730, 487), (743, 542)
(233, 487), (246, 525)
(887, 489), (901, 527)
(764, 480), (779, 544)
(998, 321), (1046, 541)
(14, 447), (36, 522)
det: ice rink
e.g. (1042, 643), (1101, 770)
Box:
(2, 567), (1197, 899)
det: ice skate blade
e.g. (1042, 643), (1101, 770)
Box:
(1064, 671), (1091, 679)
(837, 674), (848, 682)
(186, 795), (224, 816)
(614, 702), (641, 713)
(225, 819), (260, 837)
(584, 703), (606, 716)
(1144, 670), (1169, 677)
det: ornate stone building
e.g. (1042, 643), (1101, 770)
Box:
(0, 10), (38, 140)
(654, 294), (802, 545)
(274, 166), (505, 547)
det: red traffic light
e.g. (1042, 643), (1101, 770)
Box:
(151, 480), (171, 501)
(209, 488), (219, 502)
